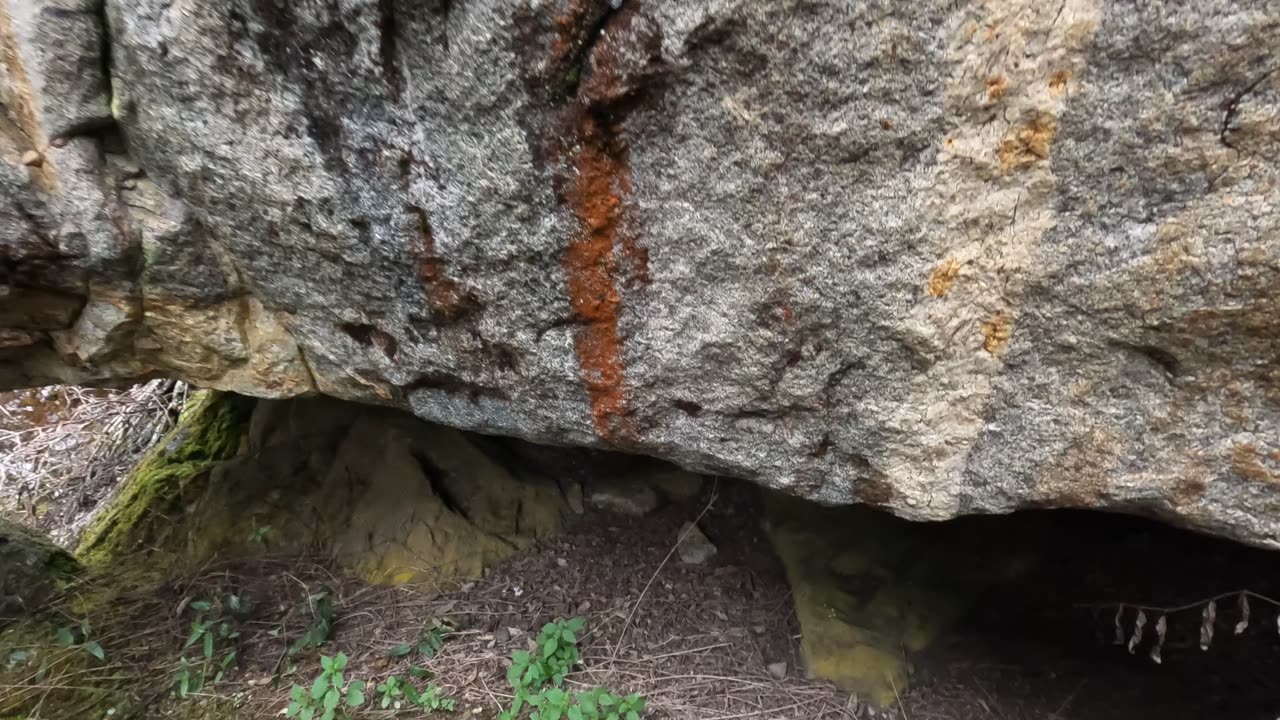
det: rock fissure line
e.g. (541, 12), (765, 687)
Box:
(1219, 64), (1279, 150)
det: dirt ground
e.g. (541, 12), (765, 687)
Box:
(9, 478), (1280, 719)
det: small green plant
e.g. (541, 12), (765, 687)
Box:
(247, 521), (272, 545)
(375, 674), (455, 712)
(574, 688), (646, 720)
(290, 588), (335, 656)
(172, 598), (240, 697)
(499, 618), (645, 720)
(508, 618), (585, 690)
(375, 675), (409, 710)
(409, 682), (456, 712)
(54, 618), (104, 662)
(388, 617), (453, 660)
(286, 652), (365, 720)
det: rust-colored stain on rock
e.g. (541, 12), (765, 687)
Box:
(1231, 444), (1276, 484)
(561, 112), (632, 440)
(406, 205), (480, 324)
(544, 0), (661, 442)
(927, 257), (962, 298)
(997, 113), (1056, 172)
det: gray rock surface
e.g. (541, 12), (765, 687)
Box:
(0, 517), (77, 617)
(2, 0), (1278, 545)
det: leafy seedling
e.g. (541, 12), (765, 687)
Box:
(290, 588), (335, 656)
(285, 652), (365, 720)
(54, 618), (104, 662)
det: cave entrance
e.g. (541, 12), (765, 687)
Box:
(3, 391), (1280, 719)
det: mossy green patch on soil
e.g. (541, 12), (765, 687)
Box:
(0, 619), (130, 719)
(75, 391), (255, 569)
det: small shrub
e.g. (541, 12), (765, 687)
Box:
(172, 597), (241, 698)
(286, 652), (365, 720)
(290, 588), (335, 656)
(376, 674), (455, 713)
(499, 618), (645, 720)
(387, 618), (453, 660)
(508, 618), (585, 690)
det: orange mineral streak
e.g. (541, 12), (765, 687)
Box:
(562, 114), (632, 440)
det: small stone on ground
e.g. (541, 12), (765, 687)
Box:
(677, 522), (717, 565)
(588, 479), (658, 516)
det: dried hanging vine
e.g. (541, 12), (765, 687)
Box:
(1089, 590), (1280, 664)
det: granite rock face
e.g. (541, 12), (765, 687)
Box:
(2, 0), (1278, 544)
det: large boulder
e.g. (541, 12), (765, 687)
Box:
(2, 0), (1278, 545)
(0, 516), (77, 619)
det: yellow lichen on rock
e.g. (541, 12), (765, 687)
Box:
(764, 493), (1043, 708)
(980, 311), (1014, 354)
(997, 113), (1057, 172)
(927, 258), (962, 298)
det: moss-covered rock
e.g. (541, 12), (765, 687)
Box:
(0, 519), (78, 620)
(765, 493), (1042, 708)
(76, 391), (255, 569)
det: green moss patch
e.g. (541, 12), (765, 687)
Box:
(76, 391), (255, 569)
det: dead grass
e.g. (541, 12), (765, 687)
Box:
(0, 380), (187, 545)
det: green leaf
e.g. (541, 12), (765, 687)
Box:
(387, 643), (413, 657)
(55, 627), (75, 646)
(543, 637), (559, 658)
(203, 631), (214, 659)
(83, 641), (105, 661)
(299, 707), (315, 720)
(320, 655), (333, 672)
(409, 666), (432, 679)
(184, 622), (203, 649)
(311, 673), (328, 700)
(569, 706), (584, 720)
(285, 701), (300, 718)
(190, 600), (212, 612)
(320, 709), (335, 720)
(562, 628), (577, 644)
(291, 685), (306, 702)
(598, 694), (616, 707)
(626, 712), (639, 720)
(323, 687), (340, 711)
(346, 680), (364, 707)
(334, 652), (348, 671)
